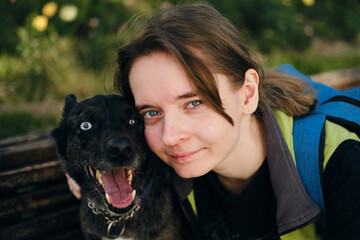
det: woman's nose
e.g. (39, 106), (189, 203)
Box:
(161, 112), (189, 146)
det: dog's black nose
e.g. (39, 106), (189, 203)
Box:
(106, 138), (134, 159)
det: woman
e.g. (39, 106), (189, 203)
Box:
(70, 3), (360, 239)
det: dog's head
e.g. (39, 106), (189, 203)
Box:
(52, 94), (152, 216)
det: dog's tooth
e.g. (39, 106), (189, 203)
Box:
(96, 170), (102, 179)
(127, 168), (132, 176)
(127, 173), (133, 183)
(105, 193), (111, 204)
(132, 190), (136, 199)
(98, 177), (103, 186)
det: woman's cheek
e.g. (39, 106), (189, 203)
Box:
(144, 126), (160, 153)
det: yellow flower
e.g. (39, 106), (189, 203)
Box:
(42, 2), (58, 18)
(302, 0), (315, 7)
(32, 15), (48, 32)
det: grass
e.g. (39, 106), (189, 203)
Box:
(261, 39), (360, 74)
(0, 111), (60, 140)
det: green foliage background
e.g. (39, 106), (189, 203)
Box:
(0, 0), (359, 139)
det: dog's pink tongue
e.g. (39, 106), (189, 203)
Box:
(101, 168), (133, 208)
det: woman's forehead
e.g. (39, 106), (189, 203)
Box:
(129, 52), (198, 103)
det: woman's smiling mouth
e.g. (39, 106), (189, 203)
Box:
(168, 149), (203, 163)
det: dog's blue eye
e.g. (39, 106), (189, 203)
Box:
(80, 122), (92, 130)
(129, 119), (138, 126)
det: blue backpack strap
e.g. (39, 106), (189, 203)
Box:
(276, 65), (360, 213)
(292, 114), (326, 212)
(275, 65), (326, 211)
(344, 87), (360, 98)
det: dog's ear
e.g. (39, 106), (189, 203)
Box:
(63, 94), (77, 118)
(51, 94), (78, 158)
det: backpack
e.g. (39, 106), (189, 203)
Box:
(276, 64), (360, 212)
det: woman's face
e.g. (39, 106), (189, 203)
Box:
(129, 52), (250, 178)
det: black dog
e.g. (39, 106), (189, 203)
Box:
(52, 94), (190, 240)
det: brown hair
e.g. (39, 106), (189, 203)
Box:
(114, 3), (317, 124)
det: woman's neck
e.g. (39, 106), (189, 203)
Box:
(215, 114), (266, 195)
(216, 174), (253, 195)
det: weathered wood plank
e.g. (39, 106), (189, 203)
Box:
(0, 205), (84, 240)
(0, 163), (64, 190)
(0, 130), (85, 239)
(311, 67), (360, 90)
(0, 132), (58, 171)
(0, 131), (52, 149)
(0, 181), (76, 223)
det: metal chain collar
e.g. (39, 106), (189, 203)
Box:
(87, 200), (141, 238)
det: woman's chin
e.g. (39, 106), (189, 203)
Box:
(173, 165), (209, 179)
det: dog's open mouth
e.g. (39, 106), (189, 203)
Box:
(89, 166), (136, 209)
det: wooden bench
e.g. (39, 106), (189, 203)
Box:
(0, 131), (85, 240)
(311, 66), (360, 90)
(0, 66), (359, 239)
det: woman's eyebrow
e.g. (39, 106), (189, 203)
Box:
(136, 91), (198, 111)
(177, 91), (197, 100)
(136, 104), (153, 112)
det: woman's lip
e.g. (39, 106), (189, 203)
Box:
(169, 149), (202, 162)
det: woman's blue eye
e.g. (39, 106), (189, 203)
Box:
(80, 122), (92, 130)
(143, 110), (159, 118)
(187, 100), (202, 108)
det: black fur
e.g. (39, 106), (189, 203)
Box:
(51, 94), (190, 240)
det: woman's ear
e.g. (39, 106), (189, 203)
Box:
(241, 69), (259, 115)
